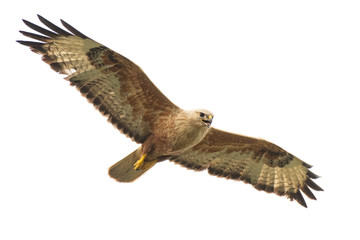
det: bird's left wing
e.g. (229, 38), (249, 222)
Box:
(170, 128), (323, 207)
(18, 15), (179, 144)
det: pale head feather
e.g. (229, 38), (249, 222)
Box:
(182, 109), (214, 128)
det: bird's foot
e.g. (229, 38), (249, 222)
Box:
(134, 154), (147, 171)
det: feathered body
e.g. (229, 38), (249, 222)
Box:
(18, 15), (323, 207)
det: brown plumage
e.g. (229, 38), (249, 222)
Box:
(18, 15), (323, 208)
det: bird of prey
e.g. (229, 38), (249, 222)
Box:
(17, 15), (323, 208)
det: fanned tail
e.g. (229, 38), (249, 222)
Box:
(108, 148), (156, 182)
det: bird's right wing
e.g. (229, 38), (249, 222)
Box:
(18, 15), (180, 143)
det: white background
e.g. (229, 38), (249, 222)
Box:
(1, 1), (359, 239)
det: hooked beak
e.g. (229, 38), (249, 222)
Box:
(202, 115), (213, 128)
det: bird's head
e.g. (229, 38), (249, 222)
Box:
(178, 109), (214, 129)
(195, 109), (214, 128)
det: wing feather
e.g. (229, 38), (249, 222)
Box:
(170, 128), (323, 207)
(37, 15), (72, 36)
(18, 15), (179, 143)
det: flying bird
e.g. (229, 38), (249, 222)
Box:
(17, 15), (323, 208)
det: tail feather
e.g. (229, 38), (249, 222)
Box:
(108, 148), (155, 182)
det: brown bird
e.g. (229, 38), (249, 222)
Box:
(17, 15), (323, 208)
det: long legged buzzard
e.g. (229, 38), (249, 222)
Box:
(17, 15), (323, 207)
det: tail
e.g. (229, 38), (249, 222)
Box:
(108, 148), (156, 182)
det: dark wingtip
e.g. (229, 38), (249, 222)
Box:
(19, 30), (51, 42)
(305, 177), (324, 192)
(16, 40), (27, 45)
(295, 191), (307, 208)
(21, 18), (58, 38)
(22, 19), (32, 27)
(302, 161), (313, 169)
(60, 19), (88, 39)
(301, 185), (317, 200)
(307, 170), (321, 179)
(37, 15), (72, 36)
(16, 40), (46, 54)
(16, 40), (40, 46)
(288, 190), (307, 208)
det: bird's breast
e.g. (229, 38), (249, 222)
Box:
(169, 124), (209, 154)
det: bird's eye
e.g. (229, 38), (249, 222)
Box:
(199, 112), (205, 117)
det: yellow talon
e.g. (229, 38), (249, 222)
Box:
(134, 154), (147, 171)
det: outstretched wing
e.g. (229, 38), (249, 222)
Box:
(18, 15), (179, 143)
(170, 128), (323, 207)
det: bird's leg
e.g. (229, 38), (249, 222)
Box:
(134, 153), (147, 171)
